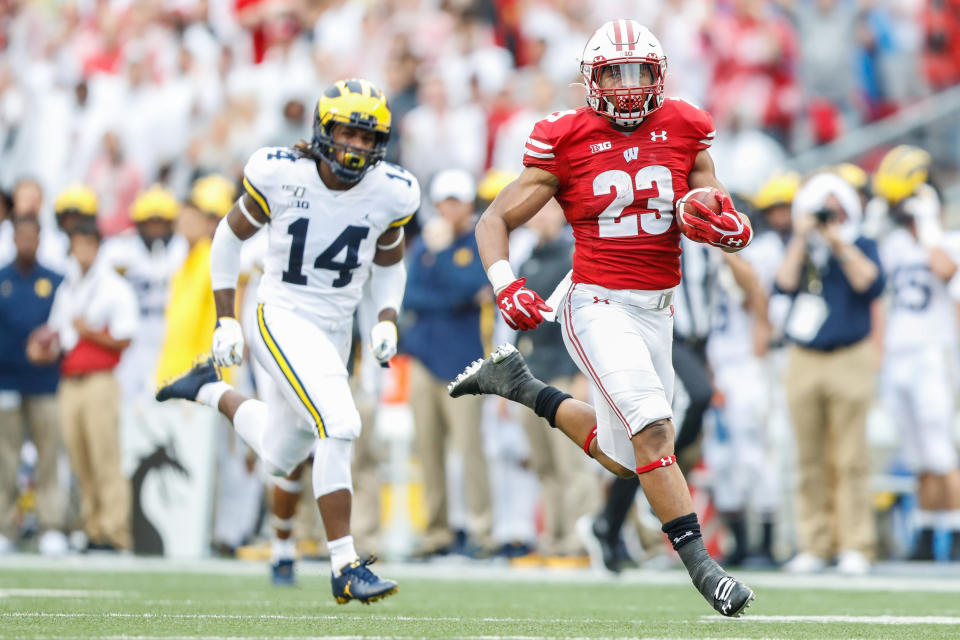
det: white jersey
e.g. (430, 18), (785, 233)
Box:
(242, 147), (420, 328)
(100, 231), (188, 399)
(880, 227), (957, 352)
(707, 263), (755, 365)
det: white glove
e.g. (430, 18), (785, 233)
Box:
(369, 320), (398, 365)
(212, 317), (245, 367)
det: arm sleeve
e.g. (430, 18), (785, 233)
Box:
(369, 260), (407, 315)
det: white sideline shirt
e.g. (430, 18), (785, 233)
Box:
(48, 256), (140, 353)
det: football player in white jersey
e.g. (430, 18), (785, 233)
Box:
(874, 146), (960, 561)
(157, 79), (418, 603)
(100, 185), (189, 401)
(705, 248), (779, 567)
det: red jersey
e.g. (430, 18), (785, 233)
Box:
(522, 99), (715, 290)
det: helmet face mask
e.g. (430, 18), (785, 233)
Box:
(311, 79), (391, 184)
(581, 21), (667, 128)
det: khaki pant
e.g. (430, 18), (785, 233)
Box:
(59, 372), (131, 549)
(785, 340), (875, 559)
(409, 358), (492, 550)
(521, 376), (600, 556)
(0, 394), (64, 538)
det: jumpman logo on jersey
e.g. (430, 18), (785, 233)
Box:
(650, 130), (668, 142)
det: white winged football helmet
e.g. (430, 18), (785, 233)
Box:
(580, 20), (667, 128)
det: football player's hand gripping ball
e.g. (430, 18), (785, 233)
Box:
(370, 320), (398, 364)
(212, 317), (245, 367)
(683, 191), (753, 250)
(496, 277), (552, 331)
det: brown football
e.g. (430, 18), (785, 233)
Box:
(675, 187), (722, 236)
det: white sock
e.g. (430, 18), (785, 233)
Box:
(197, 381), (231, 408)
(915, 509), (937, 529)
(941, 510), (960, 531)
(271, 537), (296, 562)
(232, 399), (269, 460)
(328, 535), (358, 576)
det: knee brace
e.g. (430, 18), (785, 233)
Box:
(312, 437), (354, 498)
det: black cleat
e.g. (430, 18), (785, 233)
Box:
(156, 357), (220, 403)
(712, 575), (755, 617)
(576, 515), (622, 573)
(271, 559), (296, 586)
(331, 555), (398, 604)
(447, 344), (535, 401)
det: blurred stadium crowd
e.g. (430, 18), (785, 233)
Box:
(3, 0), (960, 576)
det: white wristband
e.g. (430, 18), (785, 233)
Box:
(487, 259), (517, 294)
(377, 227), (405, 250)
(237, 197), (264, 228)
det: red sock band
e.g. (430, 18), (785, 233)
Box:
(583, 425), (598, 458)
(635, 455), (676, 475)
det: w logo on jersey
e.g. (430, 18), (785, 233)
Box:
(650, 130), (668, 142)
(623, 147), (639, 163)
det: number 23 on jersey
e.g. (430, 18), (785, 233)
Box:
(593, 164), (674, 238)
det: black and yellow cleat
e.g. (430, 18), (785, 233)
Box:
(331, 555), (397, 605)
(156, 357), (220, 403)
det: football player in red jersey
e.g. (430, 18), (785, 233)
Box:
(449, 20), (754, 616)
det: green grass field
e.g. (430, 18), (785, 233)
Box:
(3, 557), (960, 639)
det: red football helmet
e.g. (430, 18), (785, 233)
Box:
(580, 20), (667, 128)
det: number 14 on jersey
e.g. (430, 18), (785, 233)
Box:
(281, 218), (369, 288)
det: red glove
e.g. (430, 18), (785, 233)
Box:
(496, 277), (552, 331)
(684, 192), (753, 250)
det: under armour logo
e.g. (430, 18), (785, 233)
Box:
(727, 238), (743, 247)
(660, 457), (671, 466)
(623, 147), (639, 163)
(501, 298), (513, 310)
(673, 531), (694, 545)
(593, 296), (609, 304)
(650, 130), (668, 142)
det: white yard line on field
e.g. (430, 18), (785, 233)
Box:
(0, 588), (125, 598)
(703, 614), (960, 625)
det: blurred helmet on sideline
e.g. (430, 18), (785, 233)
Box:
(872, 145), (931, 205)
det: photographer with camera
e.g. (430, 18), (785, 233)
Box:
(775, 172), (884, 576)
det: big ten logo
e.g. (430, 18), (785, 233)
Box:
(590, 141), (612, 154)
(282, 185), (309, 208)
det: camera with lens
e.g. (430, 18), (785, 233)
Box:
(813, 207), (836, 225)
